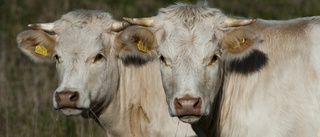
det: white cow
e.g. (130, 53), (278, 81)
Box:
(17, 10), (196, 137)
(124, 2), (320, 137)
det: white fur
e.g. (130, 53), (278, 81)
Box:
(18, 10), (196, 137)
(140, 3), (320, 137)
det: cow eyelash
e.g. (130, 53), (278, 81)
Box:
(208, 54), (219, 66)
(158, 55), (168, 66)
(94, 53), (105, 63)
(53, 54), (61, 64)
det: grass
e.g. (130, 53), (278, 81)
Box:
(1, 0), (320, 136)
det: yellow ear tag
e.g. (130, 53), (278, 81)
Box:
(241, 38), (246, 44)
(137, 40), (150, 53)
(35, 44), (48, 56)
(231, 38), (246, 49)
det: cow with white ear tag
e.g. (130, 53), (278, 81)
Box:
(17, 10), (196, 137)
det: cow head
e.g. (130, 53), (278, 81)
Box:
(16, 10), (157, 117)
(123, 3), (262, 123)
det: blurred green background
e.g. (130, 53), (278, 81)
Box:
(1, 0), (320, 136)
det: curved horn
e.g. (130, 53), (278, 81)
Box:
(123, 17), (155, 27)
(28, 23), (55, 32)
(111, 21), (130, 32)
(222, 18), (256, 27)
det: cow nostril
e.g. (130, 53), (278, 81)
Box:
(55, 93), (61, 102)
(69, 92), (79, 101)
(194, 100), (199, 108)
(193, 98), (202, 109)
(174, 98), (183, 109)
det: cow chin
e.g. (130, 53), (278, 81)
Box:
(60, 108), (83, 116)
(178, 116), (201, 124)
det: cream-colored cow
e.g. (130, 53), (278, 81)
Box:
(124, 2), (320, 137)
(17, 10), (196, 137)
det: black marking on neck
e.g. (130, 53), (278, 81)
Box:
(228, 49), (268, 74)
(122, 56), (150, 66)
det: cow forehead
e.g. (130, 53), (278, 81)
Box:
(53, 10), (114, 34)
(157, 23), (219, 64)
(153, 3), (225, 62)
(161, 39), (211, 61)
(56, 27), (105, 57)
(52, 10), (118, 56)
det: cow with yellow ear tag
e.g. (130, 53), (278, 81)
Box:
(17, 10), (196, 137)
(123, 2), (320, 137)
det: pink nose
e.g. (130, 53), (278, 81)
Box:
(173, 95), (202, 116)
(55, 91), (79, 109)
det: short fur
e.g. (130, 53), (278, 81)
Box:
(128, 3), (320, 137)
(17, 10), (196, 137)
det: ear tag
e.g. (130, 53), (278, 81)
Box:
(231, 38), (246, 49)
(35, 44), (48, 56)
(137, 40), (150, 53)
(241, 38), (246, 44)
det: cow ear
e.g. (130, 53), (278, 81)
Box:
(221, 28), (262, 59)
(115, 26), (158, 66)
(17, 30), (57, 63)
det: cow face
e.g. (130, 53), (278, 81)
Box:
(52, 27), (120, 115)
(155, 24), (222, 124)
(123, 4), (260, 123)
(16, 10), (156, 117)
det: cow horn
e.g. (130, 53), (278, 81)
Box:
(111, 21), (130, 31)
(28, 23), (55, 32)
(222, 18), (256, 27)
(123, 17), (155, 27)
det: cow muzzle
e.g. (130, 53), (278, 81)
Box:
(173, 95), (202, 123)
(54, 90), (82, 115)
(55, 91), (79, 108)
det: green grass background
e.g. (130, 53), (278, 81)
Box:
(1, 0), (320, 136)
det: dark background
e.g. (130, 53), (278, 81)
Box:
(1, 0), (319, 136)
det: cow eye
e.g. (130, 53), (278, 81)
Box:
(208, 54), (219, 66)
(159, 55), (168, 66)
(94, 53), (105, 62)
(53, 54), (61, 64)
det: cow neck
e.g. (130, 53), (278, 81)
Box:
(97, 59), (195, 136)
(97, 59), (167, 136)
(92, 59), (126, 136)
(216, 21), (266, 134)
(116, 60), (166, 136)
(218, 57), (262, 135)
